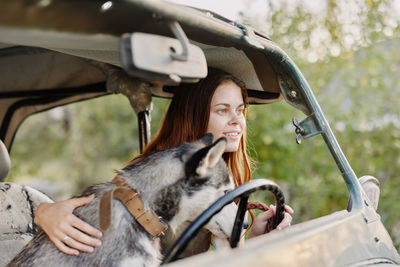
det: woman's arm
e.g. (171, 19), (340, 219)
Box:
(34, 194), (103, 255)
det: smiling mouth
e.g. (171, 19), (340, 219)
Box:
(224, 132), (240, 137)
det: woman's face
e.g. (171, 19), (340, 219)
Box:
(206, 80), (246, 152)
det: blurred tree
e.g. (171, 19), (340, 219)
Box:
(242, 0), (400, 248)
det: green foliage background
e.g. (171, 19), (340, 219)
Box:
(8, 0), (400, 249)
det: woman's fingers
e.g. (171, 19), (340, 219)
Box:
(275, 212), (293, 231)
(69, 217), (102, 246)
(247, 208), (275, 238)
(50, 218), (102, 254)
(248, 203), (294, 238)
(34, 195), (103, 255)
(59, 198), (102, 250)
(253, 207), (275, 222)
(69, 211), (102, 239)
(67, 194), (95, 209)
(49, 235), (79, 256)
(269, 204), (293, 230)
(267, 204), (293, 214)
(60, 228), (96, 254)
(284, 204), (294, 214)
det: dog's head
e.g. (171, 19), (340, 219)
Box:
(148, 134), (236, 236)
(181, 134), (238, 242)
(120, 134), (236, 240)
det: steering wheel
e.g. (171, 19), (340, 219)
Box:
(162, 178), (286, 264)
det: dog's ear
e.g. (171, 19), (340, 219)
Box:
(186, 137), (227, 177)
(199, 133), (214, 146)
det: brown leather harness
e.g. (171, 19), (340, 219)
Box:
(99, 175), (168, 238)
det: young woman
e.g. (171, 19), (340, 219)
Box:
(34, 68), (293, 256)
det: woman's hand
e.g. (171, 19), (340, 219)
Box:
(248, 204), (294, 239)
(34, 194), (103, 255)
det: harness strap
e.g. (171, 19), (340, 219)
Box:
(99, 176), (167, 238)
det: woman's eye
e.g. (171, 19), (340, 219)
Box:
(217, 109), (227, 114)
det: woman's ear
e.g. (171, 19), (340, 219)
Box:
(186, 137), (226, 178)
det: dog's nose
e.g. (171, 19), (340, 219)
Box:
(243, 221), (249, 229)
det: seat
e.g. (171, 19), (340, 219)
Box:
(358, 175), (380, 211)
(0, 140), (53, 266)
(347, 175), (380, 212)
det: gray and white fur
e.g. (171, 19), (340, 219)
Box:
(8, 134), (236, 267)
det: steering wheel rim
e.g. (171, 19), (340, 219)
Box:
(162, 178), (286, 264)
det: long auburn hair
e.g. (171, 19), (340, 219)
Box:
(129, 68), (252, 187)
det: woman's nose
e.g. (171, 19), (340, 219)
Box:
(228, 111), (240, 124)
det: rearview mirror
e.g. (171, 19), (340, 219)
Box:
(120, 30), (207, 83)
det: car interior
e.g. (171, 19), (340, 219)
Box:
(0, 0), (399, 266)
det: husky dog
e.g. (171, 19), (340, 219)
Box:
(9, 134), (236, 267)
